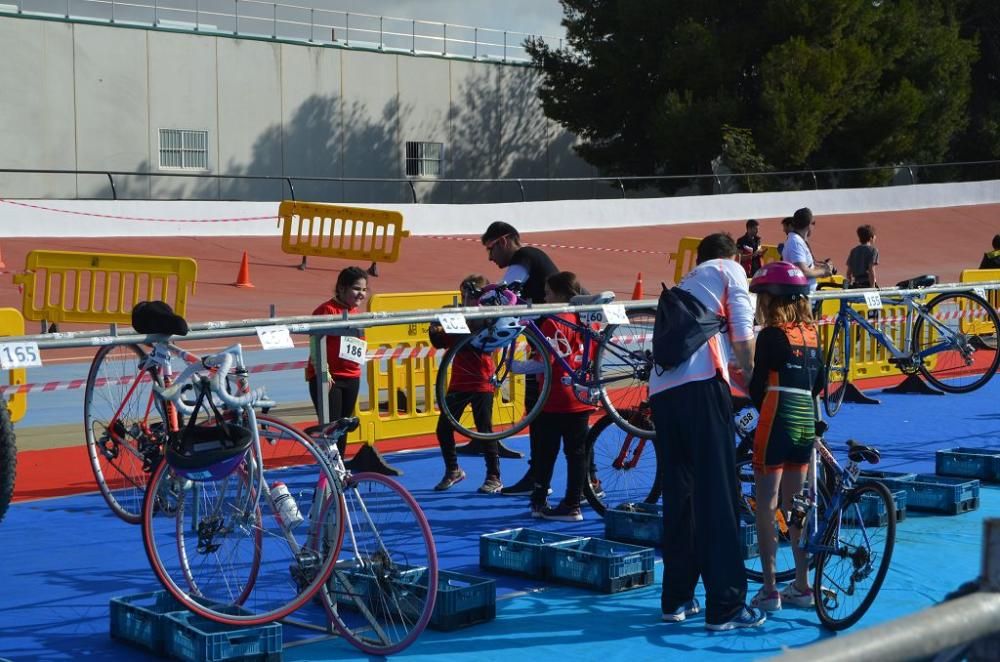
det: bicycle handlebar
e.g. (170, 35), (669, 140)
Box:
(153, 345), (268, 411)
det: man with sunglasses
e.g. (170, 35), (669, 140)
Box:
(480, 221), (559, 496)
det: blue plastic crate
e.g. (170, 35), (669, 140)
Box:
(858, 470), (918, 482)
(544, 537), (655, 593)
(479, 528), (586, 578)
(604, 502), (662, 546)
(164, 611), (282, 662)
(936, 447), (1000, 482)
(109, 590), (185, 656)
(332, 566), (496, 631)
(841, 490), (906, 527)
(739, 521), (758, 560)
(880, 474), (980, 515)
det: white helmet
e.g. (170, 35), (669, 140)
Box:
(471, 317), (523, 351)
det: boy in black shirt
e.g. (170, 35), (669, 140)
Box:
(846, 224), (879, 289)
(736, 219), (764, 277)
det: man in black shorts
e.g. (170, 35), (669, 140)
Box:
(481, 221), (559, 496)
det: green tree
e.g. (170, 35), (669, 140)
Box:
(526, 0), (979, 182)
(952, 0), (1000, 163)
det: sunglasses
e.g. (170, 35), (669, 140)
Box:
(484, 235), (508, 252)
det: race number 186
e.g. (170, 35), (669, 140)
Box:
(0, 341), (43, 369)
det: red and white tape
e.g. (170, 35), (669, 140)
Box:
(0, 199), (276, 224)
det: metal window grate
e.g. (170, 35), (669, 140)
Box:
(405, 141), (443, 177)
(159, 129), (209, 170)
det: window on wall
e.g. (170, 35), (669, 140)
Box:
(159, 129), (209, 170)
(405, 141), (443, 177)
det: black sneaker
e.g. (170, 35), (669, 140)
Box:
(433, 468), (466, 491)
(540, 502), (583, 522)
(500, 473), (535, 496)
(530, 499), (549, 518)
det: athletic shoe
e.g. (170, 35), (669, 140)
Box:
(433, 468), (466, 491)
(750, 586), (781, 612)
(780, 583), (815, 608)
(500, 473), (535, 496)
(704, 606), (766, 631)
(662, 598), (701, 622)
(530, 498), (549, 518)
(540, 502), (583, 522)
(478, 476), (503, 494)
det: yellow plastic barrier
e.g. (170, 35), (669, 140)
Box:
(278, 201), (410, 263)
(13, 250), (197, 325)
(0, 308), (27, 422)
(669, 236), (781, 284)
(959, 269), (1000, 336)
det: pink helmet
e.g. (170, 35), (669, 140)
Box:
(750, 261), (810, 297)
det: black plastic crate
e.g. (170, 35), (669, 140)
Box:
(880, 474), (980, 515)
(479, 528), (585, 578)
(604, 502), (662, 546)
(164, 611), (282, 662)
(109, 590), (185, 656)
(936, 447), (1000, 482)
(544, 537), (655, 593)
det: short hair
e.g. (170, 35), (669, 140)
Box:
(481, 221), (520, 245)
(792, 207), (813, 230)
(857, 225), (875, 243)
(460, 274), (488, 294)
(696, 232), (738, 264)
(746, 218), (759, 229)
(336, 265), (368, 291)
(781, 216), (794, 227)
(546, 271), (583, 300)
(992, 234), (1000, 251)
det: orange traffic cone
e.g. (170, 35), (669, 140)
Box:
(631, 272), (643, 300)
(233, 251), (255, 288)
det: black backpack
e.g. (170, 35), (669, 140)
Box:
(652, 284), (728, 371)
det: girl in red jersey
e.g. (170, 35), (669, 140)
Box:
(429, 275), (502, 493)
(518, 271), (598, 521)
(305, 265), (368, 458)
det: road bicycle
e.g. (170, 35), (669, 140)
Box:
(738, 432), (896, 630)
(435, 284), (655, 441)
(0, 398), (15, 523)
(581, 410), (659, 516)
(823, 285), (1000, 417)
(142, 343), (438, 655)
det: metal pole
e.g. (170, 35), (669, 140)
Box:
(516, 179), (524, 202)
(442, 23), (447, 55)
(107, 173), (118, 200)
(308, 8), (313, 42)
(379, 16), (383, 50)
(408, 180), (417, 203)
(110, 0), (115, 23)
(474, 28), (478, 59)
(272, 2), (277, 38)
(234, 0), (239, 36)
(907, 166), (915, 185)
(811, 170), (819, 190)
(503, 31), (507, 62)
(195, 0), (199, 30)
(618, 179), (625, 198)
(411, 20), (415, 53)
(153, 0), (157, 25)
(285, 177), (296, 201)
(64, 0), (68, 19)
(345, 12), (349, 46)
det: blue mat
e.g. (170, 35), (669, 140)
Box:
(1, 377), (998, 661)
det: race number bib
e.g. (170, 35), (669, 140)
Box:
(0, 341), (42, 369)
(601, 304), (629, 325)
(863, 292), (883, 311)
(256, 325), (295, 350)
(581, 310), (605, 326)
(339, 336), (367, 364)
(437, 313), (470, 334)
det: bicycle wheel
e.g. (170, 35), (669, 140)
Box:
(823, 318), (849, 417)
(913, 292), (1000, 393)
(143, 418), (345, 625)
(582, 413), (660, 516)
(738, 458), (828, 584)
(435, 331), (551, 441)
(85, 344), (166, 523)
(323, 472), (438, 656)
(814, 480), (896, 630)
(595, 309), (656, 438)
(0, 398), (16, 523)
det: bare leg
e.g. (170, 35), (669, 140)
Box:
(780, 467), (811, 591)
(753, 469), (782, 593)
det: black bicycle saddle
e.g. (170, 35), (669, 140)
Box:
(131, 300), (189, 336)
(846, 439), (881, 464)
(895, 274), (937, 289)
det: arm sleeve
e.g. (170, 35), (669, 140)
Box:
(725, 265), (756, 342)
(501, 263), (529, 286)
(748, 327), (788, 409)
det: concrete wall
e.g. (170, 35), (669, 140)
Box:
(0, 14), (595, 203)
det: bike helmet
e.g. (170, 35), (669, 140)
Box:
(749, 261), (810, 297)
(165, 423), (253, 481)
(470, 317), (524, 351)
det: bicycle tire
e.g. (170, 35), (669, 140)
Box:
(143, 416), (345, 626)
(738, 457), (828, 584)
(582, 413), (660, 516)
(913, 291), (1000, 393)
(823, 319), (849, 417)
(595, 309), (656, 439)
(0, 398), (16, 523)
(322, 472), (438, 656)
(84, 344), (165, 523)
(435, 330), (551, 441)
(814, 480), (896, 630)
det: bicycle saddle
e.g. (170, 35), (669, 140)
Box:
(895, 274), (937, 289)
(570, 291), (615, 306)
(846, 439), (881, 464)
(304, 417), (361, 439)
(131, 300), (189, 336)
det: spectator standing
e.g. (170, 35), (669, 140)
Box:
(781, 207), (834, 292)
(481, 221), (559, 497)
(776, 217), (793, 256)
(736, 219), (765, 277)
(650, 233), (765, 631)
(305, 265), (368, 459)
(845, 225), (879, 289)
(429, 275), (502, 494)
(979, 234), (1000, 269)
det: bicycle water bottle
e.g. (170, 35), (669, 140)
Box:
(271, 481), (304, 529)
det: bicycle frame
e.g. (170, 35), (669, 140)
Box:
(833, 293), (964, 363)
(799, 441), (869, 557)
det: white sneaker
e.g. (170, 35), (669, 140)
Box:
(780, 583), (814, 608)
